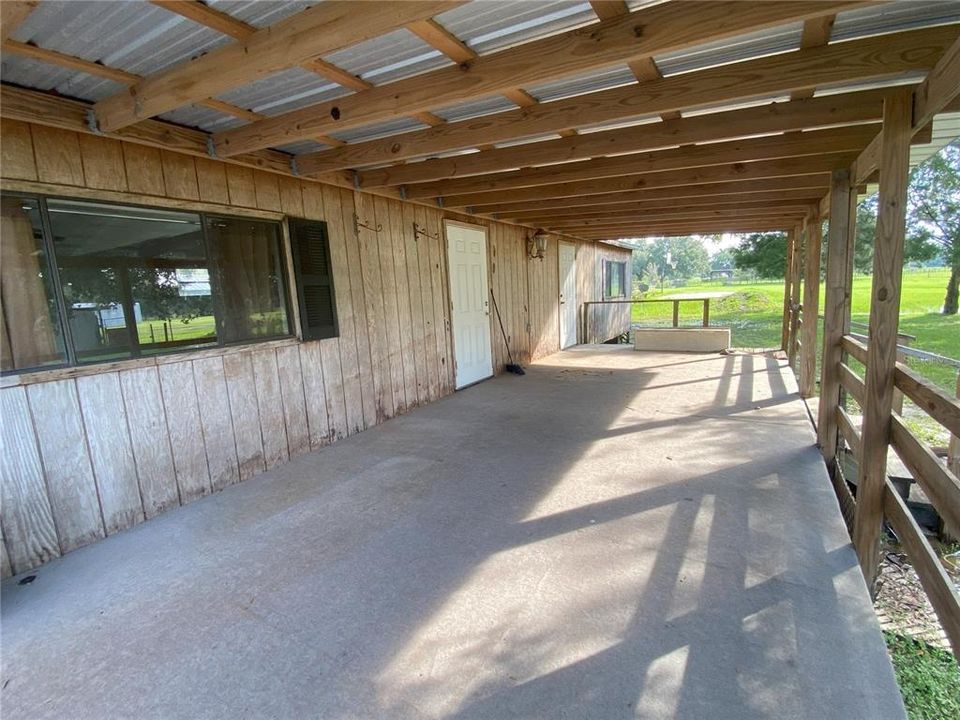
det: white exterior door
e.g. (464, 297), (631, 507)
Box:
(446, 222), (494, 389)
(559, 242), (577, 349)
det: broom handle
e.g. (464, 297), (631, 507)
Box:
(489, 289), (515, 365)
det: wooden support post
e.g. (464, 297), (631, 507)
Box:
(853, 89), (912, 589)
(672, 300), (679, 328)
(818, 169), (854, 470)
(788, 224), (803, 369)
(781, 229), (795, 351)
(702, 298), (710, 328)
(799, 212), (822, 398)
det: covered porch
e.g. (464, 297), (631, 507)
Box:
(0, 347), (903, 719)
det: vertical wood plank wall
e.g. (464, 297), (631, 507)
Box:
(0, 120), (631, 576)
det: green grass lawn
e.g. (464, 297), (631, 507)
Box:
(633, 269), (960, 394)
(884, 632), (960, 720)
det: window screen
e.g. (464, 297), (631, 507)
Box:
(604, 260), (627, 300)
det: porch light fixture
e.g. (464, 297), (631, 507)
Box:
(527, 229), (549, 260)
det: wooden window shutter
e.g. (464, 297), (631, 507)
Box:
(289, 218), (338, 341)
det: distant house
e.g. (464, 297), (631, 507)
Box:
(710, 269), (734, 279)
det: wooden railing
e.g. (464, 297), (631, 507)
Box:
(583, 297), (713, 344)
(834, 333), (960, 654)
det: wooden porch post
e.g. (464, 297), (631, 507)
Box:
(853, 89), (913, 587)
(817, 169), (855, 469)
(799, 211), (822, 398)
(787, 224), (803, 369)
(780, 229), (795, 351)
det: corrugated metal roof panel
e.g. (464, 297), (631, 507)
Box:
(812, 72), (927, 97)
(217, 67), (351, 117)
(577, 115), (662, 134)
(157, 105), (246, 133)
(655, 22), (803, 77)
(832, 1), (960, 42)
(681, 94), (792, 118)
(205, 0), (313, 29)
(909, 114), (960, 166)
(526, 64), (636, 103)
(435, 1), (596, 55)
(277, 139), (331, 156)
(330, 117), (431, 144)
(432, 95), (519, 123)
(322, 28), (451, 86)
(0, 53), (125, 101)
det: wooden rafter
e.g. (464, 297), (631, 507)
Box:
(296, 25), (958, 175)
(507, 201), (819, 225)
(441, 153), (855, 208)
(93, 1), (459, 131)
(549, 209), (811, 226)
(212, 1), (865, 157)
(577, 219), (796, 238)
(404, 125), (879, 199)
(791, 14), (837, 100)
(359, 90), (886, 188)
(476, 178), (832, 215)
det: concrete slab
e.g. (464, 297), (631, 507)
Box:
(1, 348), (905, 720)
(634, 327), (731, 352)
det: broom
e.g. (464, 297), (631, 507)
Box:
(490, 288), (525, 375)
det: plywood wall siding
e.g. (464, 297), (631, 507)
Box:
(0, 120), (630, 576)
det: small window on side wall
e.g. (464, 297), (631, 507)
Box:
(289, 218), (338, 341)
(604, 260), (627, 300)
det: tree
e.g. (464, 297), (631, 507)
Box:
(731, 232), (788, 279)
(907, 142), (960, 314)
(711, 249), (735, 271)
(645, 236), (710, 288)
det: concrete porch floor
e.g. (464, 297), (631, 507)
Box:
(1, 347), (904, 719)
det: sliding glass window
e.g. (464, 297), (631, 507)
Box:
(0, 194), (291, 372)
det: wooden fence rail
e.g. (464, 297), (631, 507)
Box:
(832, 332), (960, 657)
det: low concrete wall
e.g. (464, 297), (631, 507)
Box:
(634, 328), (731, 353)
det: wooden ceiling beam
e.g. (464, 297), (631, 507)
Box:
(0, 1), (37, 42)
(497, 198), (819, 225)
(575, 219), (797, 238)
(791, 14), (837, 100)
(442, 153), (855, 208)
(360, 90), (886, 188)
(213, 1), (864, 157)
(406, 125), (878, 199)
(93, 1), (458, 131)
(297, 24), (957, 175)
(473, 178), (832, 214)
(546, 209), (813, 227)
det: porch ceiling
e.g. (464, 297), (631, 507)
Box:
(1, 0), (959, 241)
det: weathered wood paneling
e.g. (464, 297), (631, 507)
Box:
(193, 357), (240, 492)
(119, 367), (180, 517)
(0, 387), (60, 573)
(26, 379), (105, 552)
(0, 122), (628, 576)
(75, 373), (143, 533)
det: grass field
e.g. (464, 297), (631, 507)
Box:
(633, 268), (960, 394)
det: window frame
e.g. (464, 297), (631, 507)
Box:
(603, 259), (627, 300)
(1, 192), (297, 375)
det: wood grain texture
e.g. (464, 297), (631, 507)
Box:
(119, 367), (180, 517)
(298, 342), (331, 448)
(375, 195), (408, 414)
(318, 339), (348, 441)
(225, 164), (257, 208)
(799, 213), (822, 398)
(278, 176), (304, 217)
(854, 89), (913, 586)
(251, 348), (290, 469)
(122, 143), (166, 196)
(78, 134), (128, 192)
(193, 356), (240, 492)
(276, 344), (311, 457)
(160, 150), (199, 200)
(194, 157), (230, 205)
(254, 170), (282, 212)
(31, 124), (85, 185)
(218, 1), (862, 156)
(222, 352), (266, 481)
(297, 25), (954, 174)
(27, 379), (105, 552)
(0, 386), (60, 574)
(1, 118), (37, 180)
(158, 361), (211, 502)
(75, 373), (143, 533)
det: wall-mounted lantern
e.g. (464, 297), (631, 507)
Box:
(527, 229), (549, 260)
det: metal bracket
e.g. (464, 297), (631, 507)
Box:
(85, 109), (105, 136)
(352, 170), (361, 190)
(436, 196), (444, 208)
(413, 222), (439, 242)
(290, 158), (300, 176)
(205, 136), (218, 159)
(399, 185), (408, 201)
(353, 213), (382, 235)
